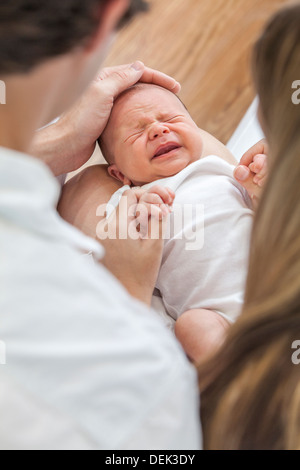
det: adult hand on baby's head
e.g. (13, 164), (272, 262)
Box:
(54, 62), (180, 175)
(97, 61), (181, 97)
(234, 139), (268, 209)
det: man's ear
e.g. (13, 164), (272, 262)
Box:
(84, 0), (128, 54)
(108, 164), (132, 186)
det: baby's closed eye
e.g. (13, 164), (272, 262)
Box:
(124, 115), (185, 143)
(165, 115), (185, 122)
(124, 129), (144, 143)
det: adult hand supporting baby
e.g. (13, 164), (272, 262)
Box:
(234, 139), (268, 208)
(100, 188), (167, 306)
(58, 167), (171, 305)
(30, 62), (181, 177)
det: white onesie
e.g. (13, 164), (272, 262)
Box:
(106, 155), (253, 324)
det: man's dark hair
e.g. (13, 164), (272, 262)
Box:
(0, 0), (148, 75)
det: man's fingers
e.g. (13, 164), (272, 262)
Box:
(96, 62), (180, 99)
(96, 62), (142, 80)
(139, 67), (181, 93)
(96, 62), (145, 98)
(107, 62), (146, 97)
(96, 63), (132, 79)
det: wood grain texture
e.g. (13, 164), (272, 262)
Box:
(67, 0), (292, 178)
(104, 0), (291, 144)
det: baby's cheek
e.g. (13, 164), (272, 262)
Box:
(115, 147), (133, 175)
(195, 131), (204, 156)
(184, 131), (203, 159)
(129, 149), (152, 181)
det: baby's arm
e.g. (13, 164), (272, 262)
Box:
(175, 309), (230, 364)
(234, 139), (268, 208)
(58, 164), (123, 232)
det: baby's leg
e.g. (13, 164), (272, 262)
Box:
(175, 309), (230, 364)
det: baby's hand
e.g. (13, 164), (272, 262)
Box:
(133, 186), (175, 237)
(248, 154), (268, 188)
(234, 139), (268, 208)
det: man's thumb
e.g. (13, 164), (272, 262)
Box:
(111, 61), (145, 95)
(131, 61), (145, 73)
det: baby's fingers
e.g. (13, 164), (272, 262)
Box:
(135, 203), (165, 238)
(140, 192), (165, 206)
(147, 185), (175, 205)
(239, 139), (268, 167)
(249, 154), (268, 185)
(139, 193), (172, 216)
(249, 154), (267, 173)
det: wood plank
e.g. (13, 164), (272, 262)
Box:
(103, 0), (291, 144)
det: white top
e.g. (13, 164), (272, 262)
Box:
(107, 156), (253, 324)
(0, 147), (201, 450)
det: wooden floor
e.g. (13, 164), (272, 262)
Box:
(67, 0), (291, 178)
(103, 0), (291, 144)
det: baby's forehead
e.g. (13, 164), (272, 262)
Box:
(114, 84), (185, 116)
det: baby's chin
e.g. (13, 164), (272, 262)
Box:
(151, 152), (200, 180)
(131, 150), (202, 185)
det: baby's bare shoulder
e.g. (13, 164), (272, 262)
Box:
(58, 165), (123, 227)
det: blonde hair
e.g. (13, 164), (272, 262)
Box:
(198, 4), (300, 450)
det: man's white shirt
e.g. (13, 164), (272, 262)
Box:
(0, 147), (201, 450)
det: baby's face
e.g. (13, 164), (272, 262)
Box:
(102, 85), (204, 185)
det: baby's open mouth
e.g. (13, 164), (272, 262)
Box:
(152, 143), (181, 160)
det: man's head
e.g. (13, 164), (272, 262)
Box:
(0, 1), (147, 124)
(0, 0), (147, 75)
(99, 83), (204, 186)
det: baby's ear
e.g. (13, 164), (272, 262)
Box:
(108, 164), (132, 186)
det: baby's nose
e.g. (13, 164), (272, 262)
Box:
(149, 122), (170, 140)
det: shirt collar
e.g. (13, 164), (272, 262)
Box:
(0, 147), (104, 260)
